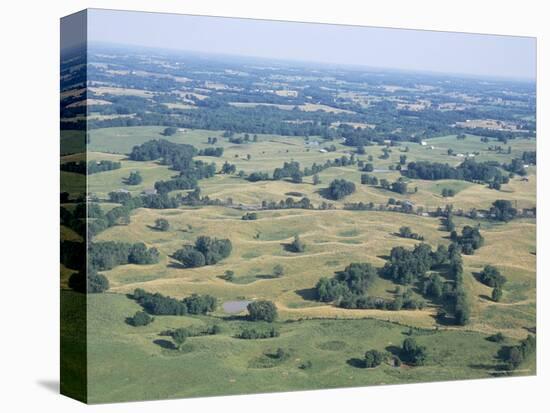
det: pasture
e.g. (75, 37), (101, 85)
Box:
(85, 292), (523, 403)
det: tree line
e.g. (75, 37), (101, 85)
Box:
(132, 288), (217, 316)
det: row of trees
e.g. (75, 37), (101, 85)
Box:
(236, 327), (280, 339)
(198, 147), (224, 157)
(404, 159), (507, 186)
(132, 288), (217, 315)
(88, 241), (160, 271)
(61, 160), (121, 175)
(361, 174), (409, 195)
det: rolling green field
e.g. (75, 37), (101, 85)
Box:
(60, 41), (537, 404)
(84, 292), (527, 404)
(66, 124), (536, 402)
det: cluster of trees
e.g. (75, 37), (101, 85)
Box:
(479, 265), (506, 301)
(88, 241), (160, 271)
(522, 151), (536, 165)
(327, 179), (356, 200)
(236, 327), (280, 339)
(450, 225), (484, 255)
(162, 127), (178, 136)
(173, 236), (232, 268)
(125, 171), (143, 185)
(288, 235), (306, 253)
(154, 176), (197, 194)
(241, 212), (258, 220)
(361, 174), (379, 186)
(398, 226), (424, 241)
(503, 158), (528, 176)
(245, 156), (356, 185)
(132, 288), (217, 316)
(316, 263), (378, 304)
(247, 172), (270, 182)
(68, 268), (110, 294)
(498, 335), (536, 370)
(87, 160), (122, 174)
(441, 188), (455, 197)
(221, 161), (237, 174)
(361, 174), (408, 194)
(227, 133), (258, 144)
(198, 147), (224, 157)
(154, 218), (170, 231)
(273, 161), (302, 182)
(404, 159), (507, 186)
(363, 350), (385, 368)
(490, 200), (518, 222)
(382, 244), (439, 285)
(61, 160), (121, 174)
(127, 311), (154, 327)
(400, 338), (427, 366)
(129, 139), (196, 164)
(247, 300), (278, 322)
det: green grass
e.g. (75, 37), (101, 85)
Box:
(86, 292), (528, 403)
(77, 125), (536, 401)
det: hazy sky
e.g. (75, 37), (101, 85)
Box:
(87, 9), (536, 80)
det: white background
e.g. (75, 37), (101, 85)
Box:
(0, 0), (547, 411)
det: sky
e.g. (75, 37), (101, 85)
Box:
(85, 8), (536, 80)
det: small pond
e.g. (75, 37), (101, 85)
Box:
(222, 300), (251, 314)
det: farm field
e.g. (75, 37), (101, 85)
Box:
(61, 36), (537, 403)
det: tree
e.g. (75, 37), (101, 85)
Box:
(291, 170), (303, 183)
(313, 174), (321, 185)
(364, 350), (384, 368)
(400, 338), (427, 366)
(479, 265), (506, 287)
(363, 163), (374, 172)
(223, 270), (235, 282)
(399, 226), (412, 238)
(289, 234), (305, 253)
(247, 300), (278, 322)
(327, 179), (356, 200)
(162, 127), (178, 136)
(69, 268), (110, 294)
(273, 264), (284, 277)
(128, 311), (153, 326)
(171, 328), (188, 350)
(399, 155), (407, 165)
(490, 200), (517, 222)
(126, 171), (143, 185)
(492, 285), (503, 302)
(155, 218), (170, 231)
(173, 247), (206, 268)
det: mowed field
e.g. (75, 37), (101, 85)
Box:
(82, 291), (523, 404)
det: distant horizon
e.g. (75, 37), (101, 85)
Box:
(88, 40), (536, 84)
(85, 9), (536, 81)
